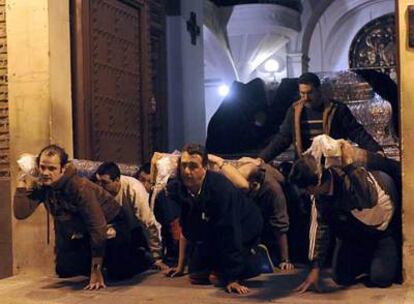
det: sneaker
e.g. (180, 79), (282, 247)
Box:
(252, 244), (275, 274)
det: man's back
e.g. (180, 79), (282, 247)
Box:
(115, 175), (153, 224)
(114, 175), (162, 260)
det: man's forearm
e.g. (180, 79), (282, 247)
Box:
(258, 142), (277, 163)
(147, 222), (163, 260)
(220, 163), (250, 190)
(277, 233), (290, 262)
(91, 256), (103, 272)
(177, 233), (187, 270)
(258, 136), (289, 162)
(13, 188), (41, 219)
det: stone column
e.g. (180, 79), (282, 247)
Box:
(166, 0), (206, 150)
(286, 52), (307, 77)
(7, 0), (72, 274)
(397, 0), (414, 285)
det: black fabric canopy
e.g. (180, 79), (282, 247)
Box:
(206, 78), (298, 155)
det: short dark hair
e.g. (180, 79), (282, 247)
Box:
(298, 72), (321, 88)
(95, 161), (121, 181)
(136, 162), (151, 177)
(38, 144), (69, 167)
(289, 155), (320, 189)
(181, 143), (208, 167)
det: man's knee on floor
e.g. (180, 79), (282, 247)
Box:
(332, 271), (355, 286)
(56, 264), (72, 278)
(56, 263), (88, 278)
(106, 267), (136, 281)
(370, 270), (394, 288)
(189, 271), (211, 285)
(55, 254), (90, 278)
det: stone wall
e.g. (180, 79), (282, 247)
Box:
(7, 0), (72, 275)
(398, 0), (414, 286)
(0, 0), (12, 279)
(167, 0), (206, 150)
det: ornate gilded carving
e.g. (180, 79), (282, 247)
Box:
(348, 14), (399, 159)
(349, 14), (396, 78)
(318, 71), (399, 160)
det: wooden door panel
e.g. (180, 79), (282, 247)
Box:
(149, 0), (168, 152)
(71, 0), (150, 164)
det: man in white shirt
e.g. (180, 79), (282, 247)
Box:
(289, 155), (399, 293)
(95, 161), (167, 270)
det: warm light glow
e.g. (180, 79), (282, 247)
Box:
(264, 59), (280, 72)
(218, 84), (230, 97)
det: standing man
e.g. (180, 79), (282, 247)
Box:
(94, 161), (167, 270)
(289, 155), (399, 292)
(243, 72), (383, 165)
(167, 144), (267, 294)
(14, 145), (149, 290)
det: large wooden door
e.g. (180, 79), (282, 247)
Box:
(71, 0), (151, 164)
(148, 0), (168, 153)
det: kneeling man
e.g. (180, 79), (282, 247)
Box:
(167, 144), (265, 294)
(14, 145), (151, 290)
(94, 161), (167, 270)
(289, 155), (399, 292)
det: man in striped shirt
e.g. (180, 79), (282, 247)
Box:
(257, 72), (383, 163)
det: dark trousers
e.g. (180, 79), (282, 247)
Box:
(55, 213), (153, 280)
(188, 231), (262, 284)
(332, 234), (397, 287)
(188, 243), (262, 284)
(332, 169), (401, 287)
(253, 172), (289, 242)
(153, 190), (182, 261)
(153, 190), (181, 227)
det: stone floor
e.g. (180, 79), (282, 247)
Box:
(0, 268), (412, 304)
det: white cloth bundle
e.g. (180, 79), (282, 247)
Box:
(303, 135), (344, 177)
(150, 151), (181, 210)
(17, 153), (39, 181)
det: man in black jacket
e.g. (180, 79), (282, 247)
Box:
(166, 144), (265, 294)
(241, 72), (383, 165)
(208, 154), (293, 270)
(289, 155), (399, 292)
(14, 145), (152, 290)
